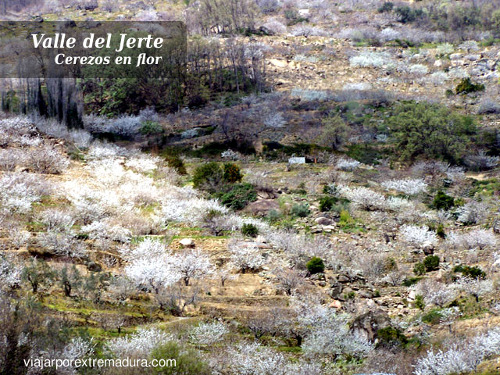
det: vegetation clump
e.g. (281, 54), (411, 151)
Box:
(306, 257), (325, 274)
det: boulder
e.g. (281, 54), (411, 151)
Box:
(179, 238), (195, 248)
(315, 217), (334, 225)
(351, 310), (391, 341)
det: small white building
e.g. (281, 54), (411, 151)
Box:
(288, 157), (306, 164)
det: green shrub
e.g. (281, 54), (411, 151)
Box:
(223, 163), (243, 183)
(436, 224), (446, 239)
(395, 6), (424, 23)
(413, 262), (426, 276)
(414, 294), (425, 310)
(453, 265), (486, 279)
(164, 154), (187, 175)
(193, 162), (224, 190)
(151, 342), (210, 375)
(376, 327), (408, 348)
(217, 183), (257, 210)
(387, 102), (477, 164)
(378, 2), (394, 13)
(403, 277), (422, 287)
(432, 191), (455, 210)
(266, 209), (282, 223)
(306, 257), (325, 274)
(422, 309), (443, 324)
(424, 255), (440, 272)
(319, 196), (338, 212)
(455, 78), (485, 95)
(291, 203), (310, 217)
(140, 120), (163, 135)
(241, 223), (258, 238)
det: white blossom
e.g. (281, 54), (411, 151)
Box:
(399, 225), (438, 247)
(381, 178), (427, 195)
(107, 328), (172, 358)
(189, 321), (229, 346)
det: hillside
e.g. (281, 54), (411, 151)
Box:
(0, 1), (500, 375)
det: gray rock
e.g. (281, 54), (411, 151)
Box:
(315, 216), (333, 225)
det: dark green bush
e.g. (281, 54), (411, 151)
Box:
(164, 154), (187, 175)
(378, 2), (394, 13)
(387, 102), (477, 164)
(319, 196), (338, 212)
(422, 309), (443, 324)
(436, 224), (446, 239)
(376, 327), (408, 348)
(395, 6), (424, 23)
(403, 277), (422, 287)
(432, 191), (455, 210)
(223, 163), (243, 183)
(291, 203), (310, 217)
(306, 257), (325, 274)
(241, 223), (258, 238)
(193, 162), (224, 190)
(455, 78), (485, 95)
(453, 265), (486, 279)
(414, 294), (425, 310)
(413, 262), (426, 276)
(424, 255), (440, 272)
(217, 183), (257, 210)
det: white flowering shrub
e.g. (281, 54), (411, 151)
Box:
(124, 155), (160, 173)
(342, 82), (373, 91)
(456, 201), (489, 225)
(25, 145), (69, 174)
(0, 149), (24, 171)
(400, 225), (438, 247)
(382, 178), (427, 195)
(447, 229), (497, 250)
(221, 149), (240, 160)
(336, 158), (361, 171)
(428, 71), (449, 85)
(453, 277), (493, 302)
(415, 328), (500, 375)
(81, 220), (132, 243)
(338, 185), (387, 211)
(38, 208), (75, 232)
(173, 249), (215, 286)
(350, 51), (391, 68)
(229, 241), (266, 272)
(409, 64), (429, 75)
(162, 198), (228, 225)
(262, 19), (287, 34)
(379, 27), (400, 42)
(445, 166), (465, 183)
(0, 173), (43, 214)
(302, 313), (373, 359)
(436, 43), (454, 55)
(62, 337), (95, 362)
(465, 151), (499, 170)
(189, 321), (229, 346)
(107, 328), (172, 358)
(386, 197), (416, 213)
(458, 40), (479, 52)
(264, 112), (286, 128)
(0, 254), (22, 289)
(290, 89), (330, 101)
(122, 239), (181, 293)
(38, 230), (87, 258)
(86, 141), (124, 160)
(227, 342), (288, 375)
(413, 280), (457, 307)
